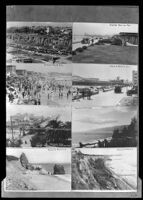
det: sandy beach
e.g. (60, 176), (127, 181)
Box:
(6, 159), (71, 191)
(26, 174), (71, 190)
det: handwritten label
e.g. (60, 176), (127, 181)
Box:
(44, 63), (63, 67)
(46, 148), (70, 151)
(109, 24), (131, 27)
(110, 65), (130, 68)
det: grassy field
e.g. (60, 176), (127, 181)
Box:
(73, 45), (138, 64)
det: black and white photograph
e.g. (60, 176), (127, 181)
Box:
(72, 64), (138, 108)
(3, 4), (141, 198)
(6, 64), (72, 106)
(6, 105), (71, 147)
(72, 106), (138, 148)
(72, 23), (138, 64)
(72, 148), (137, 190)
(5, 148), (71, 191)
(6, 22), (72, 64)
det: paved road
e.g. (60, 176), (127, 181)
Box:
(73, 87), (131, 108)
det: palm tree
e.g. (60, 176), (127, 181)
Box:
(48, 116), (62, 128)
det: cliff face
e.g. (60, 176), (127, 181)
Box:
(20, 153), (34, 170)
(6, 155), (37, 190)
(72, 151), (130, 190)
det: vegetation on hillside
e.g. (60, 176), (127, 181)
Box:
(72, 150), (132, 190)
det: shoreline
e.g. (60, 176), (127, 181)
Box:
(6, 160), (71, 191)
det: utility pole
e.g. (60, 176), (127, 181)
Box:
(10, 116), (14, 142)
(18, 119), (21, 137)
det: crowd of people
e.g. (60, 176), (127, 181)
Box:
(6, 73), (72, 105)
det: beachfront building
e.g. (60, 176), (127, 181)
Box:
(6, 65), (16, 75)
(112, 32), (138, 46)
(119, 32), (138, 45)
(132, 70), (138, 86)
(16, 69), (27, 76)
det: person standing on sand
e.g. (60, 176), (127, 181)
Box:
(38, 98), (41, 105)
(8, 91), (14, 103)
(98, 140), (102, 147)
(82, 90), (85, 99)
(104, 139), (108, 147)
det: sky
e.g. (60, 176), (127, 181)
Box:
(6, 105), (71, 122)
(73, 23), (138, 36)
(72, 106), (137, 132)
(6, 148), (71, 163)
(7, 21), (72, 28)
(73, 64), (137, 81)
(14, 63), (72, 74)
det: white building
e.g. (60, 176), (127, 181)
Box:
(132, 71), (138, 86)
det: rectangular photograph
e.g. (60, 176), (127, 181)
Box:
(72, 23), (138, 64)
(72, 106), (138, 148)
(72, 64), (138, 108)
(72, 148), (137, 190)
(6, 22), (72, 64)
(6, 105), (71, 148)
(6, 64), (72, 106)
(5, 148), (71, 191)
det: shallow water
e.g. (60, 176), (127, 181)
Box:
(72, 106), (137, 145)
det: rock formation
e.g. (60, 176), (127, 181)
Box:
(53, 164), (65, 174)
(20, 153), (34, 170)
(72, 150), (131, 190)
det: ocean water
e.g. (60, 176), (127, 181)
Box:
(79, 148), (137, 189)
(72, 106), (137, 146)
(79, 148), (137, 176)
(72, 129), (113, 146)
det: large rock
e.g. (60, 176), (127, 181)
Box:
(53, 164), (65, 175)
(6, 155), (19, 161)
(39, 168), (48, 175)
(20, 153), (34, 170)
(20, 153), (29, 169)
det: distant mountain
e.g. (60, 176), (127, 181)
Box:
(74, 124), (129, 134)
(72, 76), (105, 82)
(9, 113), (43, 122)
(47, 72), (72, 77)
(72, 75), (85, 81)
(84, 33), (113, 38)
(6, 155), (19, 161)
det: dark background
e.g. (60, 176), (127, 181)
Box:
(1, 3), (142, 198)
(6, 5), (139, 23)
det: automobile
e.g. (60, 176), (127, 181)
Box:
(103, 86), (113, 92)
(127, 86), (138, 96)
(114, 86), (122, 93)
(81, 38), (90, 44)
(90, 87), (99, 94)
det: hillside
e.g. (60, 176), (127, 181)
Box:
(6, 153), (71, 190)
(6, 156), (36, 190)
(72, 150), (133, 190)
(74, 124), (128, 136)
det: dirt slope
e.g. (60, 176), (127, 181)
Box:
(72, 151), (133, 190)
